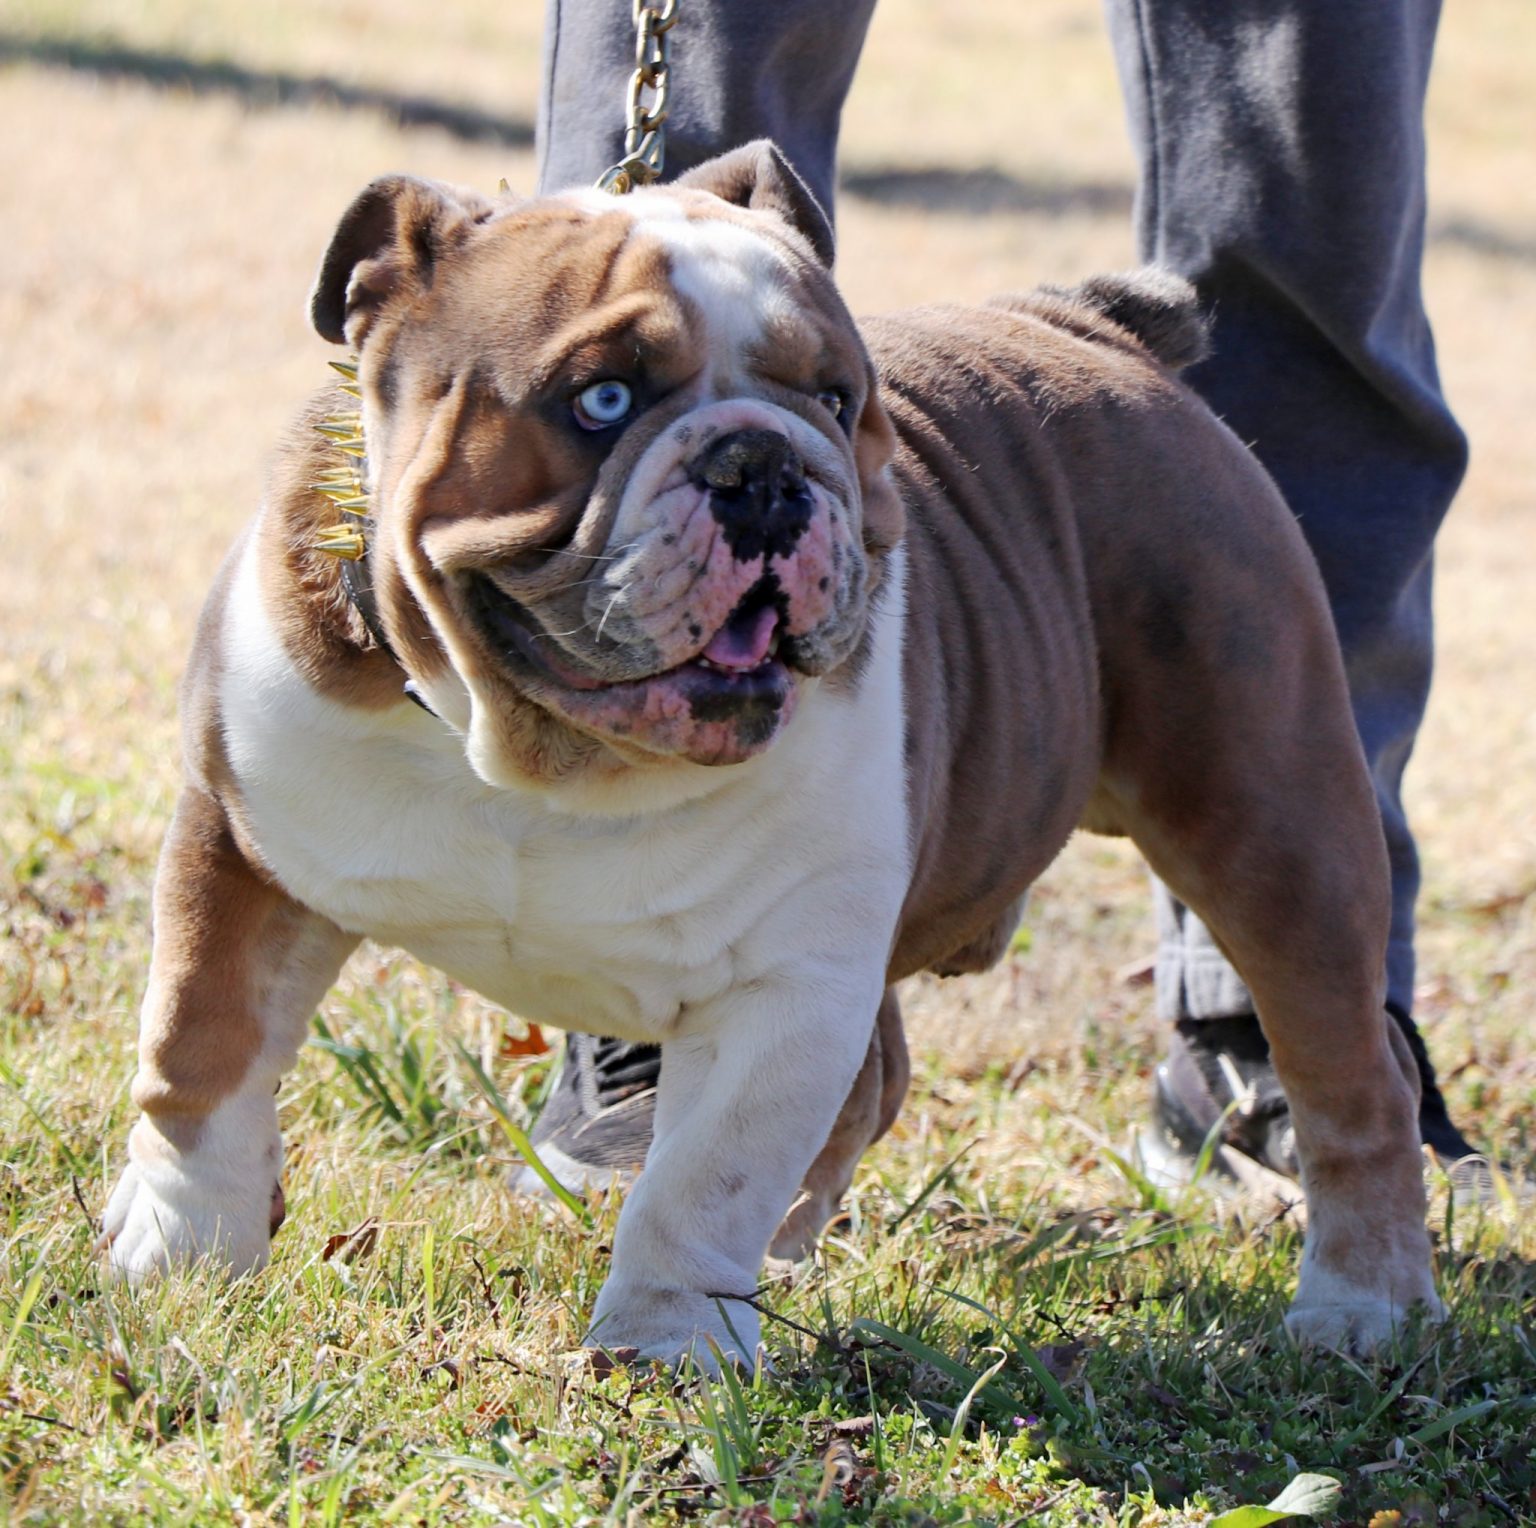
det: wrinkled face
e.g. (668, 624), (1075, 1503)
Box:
(321, 162), (902, 790)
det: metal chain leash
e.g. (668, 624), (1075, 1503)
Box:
(596, 0), (679, 194)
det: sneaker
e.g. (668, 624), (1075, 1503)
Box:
(1149, 1005), (1477, 1183)
(1153, 1014), (1300, 1177)
(515, 1034), (659, 1196)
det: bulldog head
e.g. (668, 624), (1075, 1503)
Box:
(308, 142), (903, 791)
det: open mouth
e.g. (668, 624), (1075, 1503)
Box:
(464, 573), (799, 763)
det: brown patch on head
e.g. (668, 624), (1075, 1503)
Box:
(393, 205), (696, 593)
(346, 198), (720, 782)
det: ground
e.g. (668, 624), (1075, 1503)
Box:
(2, 1), (1534, 1522)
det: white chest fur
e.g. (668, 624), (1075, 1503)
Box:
(217, 535), (911, 1041)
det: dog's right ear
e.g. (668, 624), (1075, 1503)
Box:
(676, 141), (835, 267)
(310, 175), (497, 347)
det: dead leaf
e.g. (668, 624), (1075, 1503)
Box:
(320, 1216), (379, 1263)
(500, 1023), (549, 1058)
(1036, 1339), (1089, 1382)
(584, 1345), (641, 1378)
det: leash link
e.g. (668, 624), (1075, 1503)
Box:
(596, 0), (679, 194)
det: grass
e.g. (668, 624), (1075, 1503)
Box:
(3, 0), (1536, 1521)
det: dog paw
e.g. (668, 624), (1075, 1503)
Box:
(1287, 1236), (1444, 1357)
(585, 1283), (762, 1372)
(1284, 1269), (1447, 1356)
(101, 1112), (280, 1284)
(1283, 1295), (1440, 1357)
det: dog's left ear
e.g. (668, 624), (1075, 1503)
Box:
(676, 140), (835, 266)
(310, 175), (498, 348)
(854, 370), (905, 557)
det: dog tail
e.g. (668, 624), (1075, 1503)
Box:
(998, 268), (1213, 372)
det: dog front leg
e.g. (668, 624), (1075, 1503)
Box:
(103, 787), (356, 1281)
(586, 957), (887, 1367)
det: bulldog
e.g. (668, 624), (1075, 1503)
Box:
(102, 141), (1440, 1363)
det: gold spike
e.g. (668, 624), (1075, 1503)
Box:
(497, 176), (510, 194)
(334, 440), (367, 458)
(328, 357), (360, 381)
(316, 527), (367, 560)
(315, 484), (365, 502)
(337, 383), (362, 398)
(331, 495), (370, 512)
(315, 418), (362, 439)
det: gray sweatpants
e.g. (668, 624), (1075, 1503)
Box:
(536, 0), (1466, 1021)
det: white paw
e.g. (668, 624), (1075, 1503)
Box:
(586, 1282), (762, 1372)
(1285, 1253), (1445, 1357)
(1285, 1297), (1394, 1356)
(102, 1106), (282, 1284)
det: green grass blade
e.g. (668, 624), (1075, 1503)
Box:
(0, 1253), (48, 1377)
(940, 1347), (1009, 1476)
(932, 1285), (1081, 1423)
(453, 1041), (592, 1226)
(887, 1137), (979, 1230)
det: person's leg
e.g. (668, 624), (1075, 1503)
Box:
(524, 0), (878, 1192)
(536, 0), (876, 214)
(1104, 0), (1474, 1165)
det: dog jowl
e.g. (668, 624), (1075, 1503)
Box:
(103, 141), (1439, 1366)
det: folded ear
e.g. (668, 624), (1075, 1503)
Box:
(675, 140), (835, 266)
(310, 175), (497, 347)
(854, 381), (904, 558)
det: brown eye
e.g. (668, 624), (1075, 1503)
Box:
(573, 379), (633, 430)
(816, 387), (848, 419)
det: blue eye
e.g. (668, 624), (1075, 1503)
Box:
(573, 379), (633, 430)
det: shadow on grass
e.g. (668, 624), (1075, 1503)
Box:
(842, 163), (1133, 219)
(10, 29), (1536, 264)
(839, 164), (1536, 265)
(0, 32), (534, 146)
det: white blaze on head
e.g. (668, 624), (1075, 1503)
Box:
(616, 196), (798, 384)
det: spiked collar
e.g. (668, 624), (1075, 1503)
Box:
(312, 359), (437, 716)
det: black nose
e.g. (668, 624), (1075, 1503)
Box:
(691, 429), (813, 562)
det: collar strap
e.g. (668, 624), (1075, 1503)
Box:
(312, 368), (437, 716)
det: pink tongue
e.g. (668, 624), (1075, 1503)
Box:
(702, 604), (780, 670)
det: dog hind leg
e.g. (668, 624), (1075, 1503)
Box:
(1095, 587), (1440, 1355)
